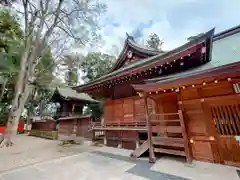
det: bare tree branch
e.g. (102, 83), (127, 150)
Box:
(42, 0), (64, 44)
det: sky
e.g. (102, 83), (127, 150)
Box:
(92, 0), (240, 55)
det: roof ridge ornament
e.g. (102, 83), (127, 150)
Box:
(126, 32), (134, 41)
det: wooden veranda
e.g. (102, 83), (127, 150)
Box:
(90, 93), (191, 163)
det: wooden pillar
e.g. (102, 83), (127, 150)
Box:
(92, 130), (95, 141)
(136, 131), (140, 148)
(71, 103), (75, 115)
(177, 89), (192, 163)
(118, 131), (122, 148)
(104, 130), (107, 145)
(178, 110), (192, 163)
(143, 93), (156, 163)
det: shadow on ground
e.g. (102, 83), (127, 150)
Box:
(91, 151), (190, 180)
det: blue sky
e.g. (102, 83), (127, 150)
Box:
(94, 0), (240, 55)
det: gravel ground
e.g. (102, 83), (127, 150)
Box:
(0, 134), (93, 173)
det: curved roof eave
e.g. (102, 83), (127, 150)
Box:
(110, 35), (162, 72)
(74, 28), (215, 91)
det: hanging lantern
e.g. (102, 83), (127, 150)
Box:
(158, 68), (162, 75)
(201, 46), (206, 54)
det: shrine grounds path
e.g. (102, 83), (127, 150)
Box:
(0, 135), (239, 180)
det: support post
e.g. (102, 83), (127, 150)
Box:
(92, 130), (95, 141)
(104, 131), (107, 145)
(143, 93), (156, 163)
(118, 131), (122, 148)
(136, 131), (140, 148)
(178, 110), (192, 163)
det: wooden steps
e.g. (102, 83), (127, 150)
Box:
(154, 148), (186, 156)
(130, 140), (148, 158)
(152, 137), (185, 148)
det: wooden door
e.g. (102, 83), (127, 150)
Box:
(208, 95), (240, 166)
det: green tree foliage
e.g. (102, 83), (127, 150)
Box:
(0, 9), (55, 116)
(80, 52), (115, 82)
(145, 33), (163, 50)
(61, 54), (83, 86)
(1, 0), (107, 146)
(0, 9), (23, 107)
(80, 52), (115, 117)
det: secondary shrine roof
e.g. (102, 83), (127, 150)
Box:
(51, 87), (99, 103)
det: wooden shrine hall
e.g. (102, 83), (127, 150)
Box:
(74, 25), (240, 166)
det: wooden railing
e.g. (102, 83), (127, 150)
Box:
(90, 119), (147, 131)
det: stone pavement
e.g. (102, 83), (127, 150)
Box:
(0, 136), (240, 180)
(0, 149), (188, 180)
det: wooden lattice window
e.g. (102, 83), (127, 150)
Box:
(211, 104), (240, 135)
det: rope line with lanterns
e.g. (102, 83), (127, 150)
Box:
(144, 76), (239, 95)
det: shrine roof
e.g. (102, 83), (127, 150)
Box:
(110, 34), (163, 72)
(51, 87), (99, 103)
(74, 28), (214, 91)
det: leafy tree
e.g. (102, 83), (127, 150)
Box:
(60, 54), (83, 86)
(0, 9), (23, 103)
(80, 52), (115, 117)
(0, 0), (106, 147)
(0, 10), (55, 115)
(80, 52), (115, 82)
(145, 33), (163, 50)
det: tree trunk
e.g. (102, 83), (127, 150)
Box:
(0, 45), (31, 147)
(0, 86), (32, 147)
(0, 110), (21, 147)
